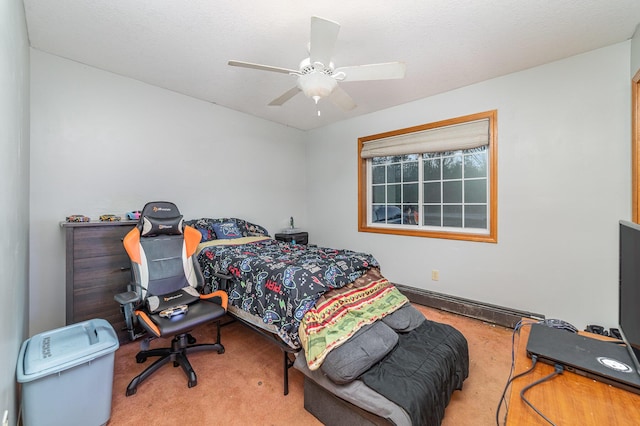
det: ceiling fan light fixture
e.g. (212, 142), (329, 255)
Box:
(228, 17), (405, 113)
(297, 72), (338, 102)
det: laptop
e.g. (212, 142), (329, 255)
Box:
(526, 323), (640, 395)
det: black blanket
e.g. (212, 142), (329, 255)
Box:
(361, 320), (469, 426)
(196, 238), (379, 347)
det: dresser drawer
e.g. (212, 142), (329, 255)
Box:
(275, 232), (309, 245)
(73, 225), (134, 259)
(63, 221), (138, 344)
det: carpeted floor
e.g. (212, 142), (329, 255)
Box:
(107, 304), (513, 426)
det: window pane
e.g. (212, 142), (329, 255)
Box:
(372, 205), (384, 222)
(372, 185), (385, 203)
(372, 156), (392, 165)
(403, 183), (418, 203)
(443, 152), (462, 179)
(423, 182), (441, 203)
(387, 184), (402, 203)
(464, 179), (487, 203)
(372, 205), (402, 223)
(372, 165), (386, 184)
(387, 163), (401, 183)
(403, 206), (419, 225)
(443, 205), (462, 227)
(465, 205), (487, 229)
(464, 148), (487, 178)
(423, 159), (440, 181)
(403, 161), (419, 182)
(424, 205), (441, 226)
(443, 181), (462, 203)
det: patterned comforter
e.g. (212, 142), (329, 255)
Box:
(195, 236), (379, 347)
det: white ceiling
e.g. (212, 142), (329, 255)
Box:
(23, 1), (640, 131)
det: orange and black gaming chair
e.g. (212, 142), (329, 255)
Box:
(114, 201), (227, 396)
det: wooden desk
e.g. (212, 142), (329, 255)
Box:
(506, 320), (640, 425)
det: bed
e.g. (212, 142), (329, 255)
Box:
(186, 217), (469, 425)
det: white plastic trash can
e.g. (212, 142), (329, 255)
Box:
(17, 319), (120, 426)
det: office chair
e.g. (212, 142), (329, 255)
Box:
(114, 201), (227, 396)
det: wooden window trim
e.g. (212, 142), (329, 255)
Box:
(357, 110), (498, 243)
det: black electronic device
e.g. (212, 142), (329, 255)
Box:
(585, 324), (608, 336)
(527, 323), (640, 394)
(618, 220), (640, 376)
(543, 318), (578, 333)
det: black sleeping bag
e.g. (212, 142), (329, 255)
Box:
(361, 320), (469, 426)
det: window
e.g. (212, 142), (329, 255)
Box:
(358, 110), (497, 242)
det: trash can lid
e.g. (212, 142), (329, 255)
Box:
(17, 319), (119, 382)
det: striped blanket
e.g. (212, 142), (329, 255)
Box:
(299, 268), (408, 370)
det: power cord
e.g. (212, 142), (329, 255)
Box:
(495, 320), (538, 425)
(519, 364), (564, 426)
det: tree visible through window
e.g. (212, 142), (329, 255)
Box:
(358, 111), (497, 242)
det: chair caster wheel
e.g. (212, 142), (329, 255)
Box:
(188, 380), (197, 388)
(218, 347), (225, 354)
(187, 334), (197, 344)
(136, 355), (147, 363)
(126, 388), (137, 396)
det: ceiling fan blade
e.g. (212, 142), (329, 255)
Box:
(328, 86), (356, 111)
(333, 62), (406, 82)
(268, 87), (301, 106)
(309, 16), (340, 66)
(228, 60), (299, 75)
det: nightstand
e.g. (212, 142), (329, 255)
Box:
(275, 231), (308, 245)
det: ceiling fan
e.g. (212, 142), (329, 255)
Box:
(228, 16), (406, 113)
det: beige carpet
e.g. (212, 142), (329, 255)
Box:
(107, 304), (513, 426)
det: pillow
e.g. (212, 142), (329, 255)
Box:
(183, 218), (217, 242)
(140, 215), (184, 237)
(381, 303), (426, 332)
(233, 218), (270, 237)
(212, 222), (243, 239)
(185, 218), (270, 239)
(195, 227), (214, 241)
(320, 321), (398, 384)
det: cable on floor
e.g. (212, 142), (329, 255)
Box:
(519, 363), (564, 426)
(495, 319), (538, 426)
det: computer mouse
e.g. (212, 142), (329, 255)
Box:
(542, 318), (578, 333)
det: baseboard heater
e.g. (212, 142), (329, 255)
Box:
(394, 284), (544, 329)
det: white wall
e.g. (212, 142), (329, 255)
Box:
(29, 50), (306, 336)
(305, 42), (632, 330)
(29, 39), (635, 336)
(1, 0), (30, 423)
(632, 24), (640, 77)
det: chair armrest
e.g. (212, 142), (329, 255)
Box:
(213, 272), (233, 291)
(114, 290), (140, 305)
(213, 272), (232, 280)
(201, 290), (228, 310)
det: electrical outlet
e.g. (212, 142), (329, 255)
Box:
(431, 270), (440, 281)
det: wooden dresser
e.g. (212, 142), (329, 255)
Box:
(61, 220), (137, 343)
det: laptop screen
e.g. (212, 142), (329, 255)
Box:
(618, 220), (640, 376)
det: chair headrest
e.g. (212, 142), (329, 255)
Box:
(138, 201), (184, 237)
